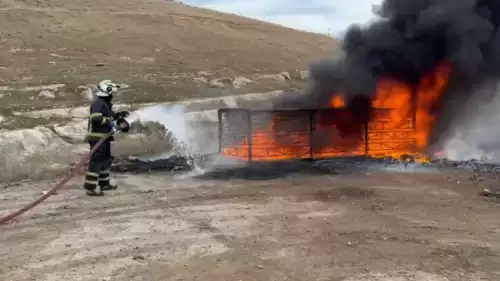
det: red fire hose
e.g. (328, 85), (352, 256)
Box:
(0, 133), (112, 225)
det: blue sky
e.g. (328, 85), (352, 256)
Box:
(183, 0), (383, 36)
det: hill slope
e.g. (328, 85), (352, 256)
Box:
(0, 0), (337, 109)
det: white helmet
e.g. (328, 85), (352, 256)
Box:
(96, 80), (120, 97)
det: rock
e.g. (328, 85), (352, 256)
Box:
(215, 77), (233, 83)
(196, 71), (214, 77)
(232, 76), (253, 88)
(254, 73), (286, 81)
(53, 120), (88, 143)
(22, 84), (65, 92)
(279, 71), (291, 80)
(49, 53), (67, 58)
(208, 77), (233, 88)
(0, 93), (4, 99)
(193, 77), (208, 84)
(0, 127), (68, 158)
(33, 90), (56, 100)
(209, 80), (225, 89)
(132, 255), (145, 261)
(9, 47), (34, 53)
(77, 86), (94, 101)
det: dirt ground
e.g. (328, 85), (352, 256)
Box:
(0, 0), (334, 111)
(1, 162), (499, 281)
(0, 0), (334, 83)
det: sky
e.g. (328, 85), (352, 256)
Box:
(182, 0), (383, 37)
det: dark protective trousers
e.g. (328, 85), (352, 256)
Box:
(83, 140), (112, 191)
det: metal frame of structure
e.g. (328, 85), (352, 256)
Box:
(218, 108), (417, 161)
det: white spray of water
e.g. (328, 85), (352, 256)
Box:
(135, 105), (190, 157)
(137, 105), (187, 142)
(134, 104), (210, 176)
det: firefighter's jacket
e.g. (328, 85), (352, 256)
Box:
(86, 97), (115, 142)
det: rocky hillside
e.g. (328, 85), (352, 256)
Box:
(0, 0), (339, 181)
(0, 0), (337, 110)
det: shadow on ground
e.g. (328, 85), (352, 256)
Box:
(195, 158), (369, 181)
(111, 154), (378, 180)
(111, 153), (449, 181)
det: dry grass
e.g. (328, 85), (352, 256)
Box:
(0, 0), (337, 110)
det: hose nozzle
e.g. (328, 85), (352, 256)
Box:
(116, 111), (140, 132)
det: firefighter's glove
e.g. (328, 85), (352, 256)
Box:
(110, 120), (118, 134)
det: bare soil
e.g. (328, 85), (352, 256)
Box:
(0, 0), (335, 111)
(4, 2), (499, 280)
(1, 164), (499, 280)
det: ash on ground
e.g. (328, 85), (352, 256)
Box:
(111, 155), (196, 173)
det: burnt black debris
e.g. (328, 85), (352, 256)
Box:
(111, 155), (195, 173)
(303, 0), (500, 149)
(110, 153), (427, 179)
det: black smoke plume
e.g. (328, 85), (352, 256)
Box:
(306, 0), (500, 149)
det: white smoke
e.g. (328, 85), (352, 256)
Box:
(440, 81), (500, 161)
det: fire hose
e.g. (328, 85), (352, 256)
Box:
(0, 133), (112, 225)
(0, 112), (139, 225)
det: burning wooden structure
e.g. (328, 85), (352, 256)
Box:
(218, 62), (451, 162)
(218, 107), (418, 161)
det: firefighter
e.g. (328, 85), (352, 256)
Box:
(84, 80), (129, 196)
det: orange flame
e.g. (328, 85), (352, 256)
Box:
(223, 62), (451, 161)
(416, 63), (451, 149)
(330, 95), (345, 108)
(369, 61), (451, 157)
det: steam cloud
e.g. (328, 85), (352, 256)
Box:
(308, 0), (500, 151)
